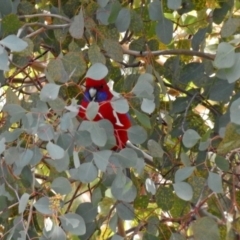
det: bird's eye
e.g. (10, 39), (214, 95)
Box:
(100, 85), (103, 88)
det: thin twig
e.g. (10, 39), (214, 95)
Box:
(23, 22), (70, 29)
(19, 13), (71, 23)
(122, 47), (215, 61)
(65, 183), (82, 213)
(181, 92), (200, 133)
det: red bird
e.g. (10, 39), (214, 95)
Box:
(79, 77), (131, 149)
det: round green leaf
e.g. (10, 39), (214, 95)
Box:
(89, 122), (107, 147)
(156, 18), (173, 45)
(78, 162), (98, 183)
(147, 139), (164, 158)
(60, 213), (86, 235)
(34, 197), (53, 215)
(0, 34), (28, 52)
(174, 167), (195, 183)
(192, 217), (220, 240)
(170, 233), (186, 240)
(16, 149), (33, 168)
(46, 142), (65, 160)
(85, 62), (108, 80)
(51, 177), (72, 195)
(141, 98), (155, 114)
(18, 193), (30, 214)
(173, 182), (193, 201)
(93, 150), (112, 171)
(103, 39), (123, 62)
(88, 43), (106, 64)
(49, 225), (66, 240)
(182, 129), (201, 148)
(69, 8), (84, 39)
(0, 48), (9, 71)
(155, 186), (174, 211)
(76, 202), (98, 223)
(215, 155), (229, 171)
(230, 97), (240, 125)
(116, 202), (134, 220)
(221, 18), (240, 38)
(222, 53), (240, 83)
(86, 101), (99, 120)
(117, 148), (139, 168)
(37, 124), (55, 141)
(145, 178), (156, 195)
(149, 0), (163, 21)
(62, 51), (87, 81)
(111, 173), (137, 202)
(115, 8), (131, 32)
(111, 97), (129, 114)
(0, 138), (6, 155)
(207, 172), (223, 193)
(168, 0), (182, 10)
(108, 1), (121, 24)
(40, 83), (61, 102)
(128, 125), (147, 144)
(97, 0), (109, 8)
(213, 42), (235, 69)
(46, 59), (68, 83)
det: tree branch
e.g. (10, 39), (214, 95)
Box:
(122, 47), (215, 61)
(19, 13), (71, 23)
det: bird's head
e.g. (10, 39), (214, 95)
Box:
(83, 78), (113, 102)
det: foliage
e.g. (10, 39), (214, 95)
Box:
(0, 0), (240, 239)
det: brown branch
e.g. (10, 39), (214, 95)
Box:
(65, 183), (82, 213)
(122, 47), (215, 61)
(19, 13), (71, 23)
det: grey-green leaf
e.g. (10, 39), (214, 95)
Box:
(93, 150), (112, 171)
(0, 34), (28, 52)
(86, 62), (108, 80)
(89, 122), (107, 147)
(173, 182), (193, 201)
(116, 202), (134, 220)
(207, 172), (223, 193)
(141, 98), (155, 114)
(156, 18), (173, 45)
(147, 139), (164, 158)
(174, 167), (195, 182)
(18, 193), (30, 214)
(76, 202), (98, 223)
(168, 0), (182, 10)
(192, 217), (220, 240)
(69, 7), (84, 39)
(86, 102), (99, 120)
(128, 125), (147, 144)
(145, 178), (156, 195)
(230, 97), (240, 125)
(111, 97), (129, 114)
(78, 162), (98, 183)
(51, 177), (72, 195)
(60, 213), (86, 235)
(149, 0), (163, 21)
(46, 142), (65, 160)
(34, 197), (53, 215)
(182, 129), (201, 148)
(0, 138), (5, 155)
(213, 42), (235, 69)
(0, 48), (9, 71)
(115, 8), (131, 32)
(40, 83), (61, 102)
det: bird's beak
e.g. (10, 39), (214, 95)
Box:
(89, 88), (97, 100)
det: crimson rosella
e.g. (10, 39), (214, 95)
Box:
(78, 77), (131, 150)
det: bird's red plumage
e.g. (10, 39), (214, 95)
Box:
(79, 78), (131, 149)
